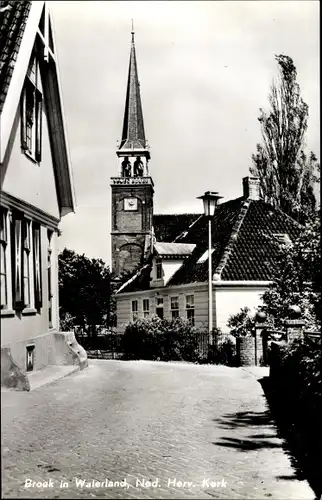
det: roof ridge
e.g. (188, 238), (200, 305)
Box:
(213, 199), (251, 280)
(115, 264), (150, 294)
(173, 214), (203, 242)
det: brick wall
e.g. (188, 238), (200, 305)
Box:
(237, 337), (255, 366)
(111, 182), (153, 275)
(285, 319), (305, 343)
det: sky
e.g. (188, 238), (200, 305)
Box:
(50, 1), (320, 267)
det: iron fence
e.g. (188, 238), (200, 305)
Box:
(74, 325), (123, 359)
(74, 325), (240, 364)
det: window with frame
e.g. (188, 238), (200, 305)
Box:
(0, 209), (8, 309)
(10, 214), (41, 311)
(47, 230), (53, 327)
(131, 300), (138, 321)
(185, 294), (195, 325)
(23, 220), (31, 308)
(155, 296), (164, 319)
(143, 299), (149, 318)
(32, 223), (42, 309)
(21, 54), (42, 162)
(170, 296), (179, 319)
(156, 260), (162, 280)
(12, 214), (23, 309)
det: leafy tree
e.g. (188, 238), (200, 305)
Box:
(260, 213), (321, 330)
(251, 54), (319, 224)
(58, 248), (112, 327)
(108, 263), (143, 327)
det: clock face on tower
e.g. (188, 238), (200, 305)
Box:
(124, 197), (138, 211)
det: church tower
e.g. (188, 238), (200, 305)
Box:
(111, 27), (154, 277)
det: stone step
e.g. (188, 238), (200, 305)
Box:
(27, 365), (80, 391)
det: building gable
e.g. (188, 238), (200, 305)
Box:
(1, 50), (60, 218)
(0, 1), (75, 217)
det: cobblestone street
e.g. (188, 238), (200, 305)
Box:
(1, 360), (314, 499)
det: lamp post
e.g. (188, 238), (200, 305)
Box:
(197, 191), (222, 345)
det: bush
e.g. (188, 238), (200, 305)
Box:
(212, 339), (237, 366)
(275, 336), (321, 429)
(269, 336), (322, 497)
(122, 316), (205, 362)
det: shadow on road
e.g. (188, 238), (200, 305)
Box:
(213, 408), (282, 451)
(213, 435), (281, 451)
(212, 376), (320, 498)
(259, 376), (322, 499)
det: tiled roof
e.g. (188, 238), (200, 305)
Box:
(118, 198), (302, 293)
(153, 213), (202, 243)
(116, 264), (151, 294)
(168, 197), (245, 285)
(168, 199), (302, 285)
(154, 242), (196, 257)
(0, 1), (31, 113)
(220, 201), (301, 281)
(117, 262), (152, 294)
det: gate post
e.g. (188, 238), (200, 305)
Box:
(284, 305), (304, 343)
(284, 319), (305, 342)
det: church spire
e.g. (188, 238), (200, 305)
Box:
(119, 25), (147, 152)
(111, 24), (154, 278)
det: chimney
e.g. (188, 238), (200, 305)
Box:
(243, 177), (260, 200)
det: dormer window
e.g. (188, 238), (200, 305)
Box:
(21, 54), (42, 162)
(156, 259), (162, 279)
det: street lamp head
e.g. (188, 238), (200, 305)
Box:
(197, 191), (223, 218)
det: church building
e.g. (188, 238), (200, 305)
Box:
(111, 30), (302, 334)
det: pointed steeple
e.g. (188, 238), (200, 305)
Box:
(119, 25), (148, 152)
(111, 23), (154, 278)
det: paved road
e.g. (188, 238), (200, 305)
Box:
(1, 360), (314, 499)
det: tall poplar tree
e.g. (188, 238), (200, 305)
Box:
(251, 54), (319, 223)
